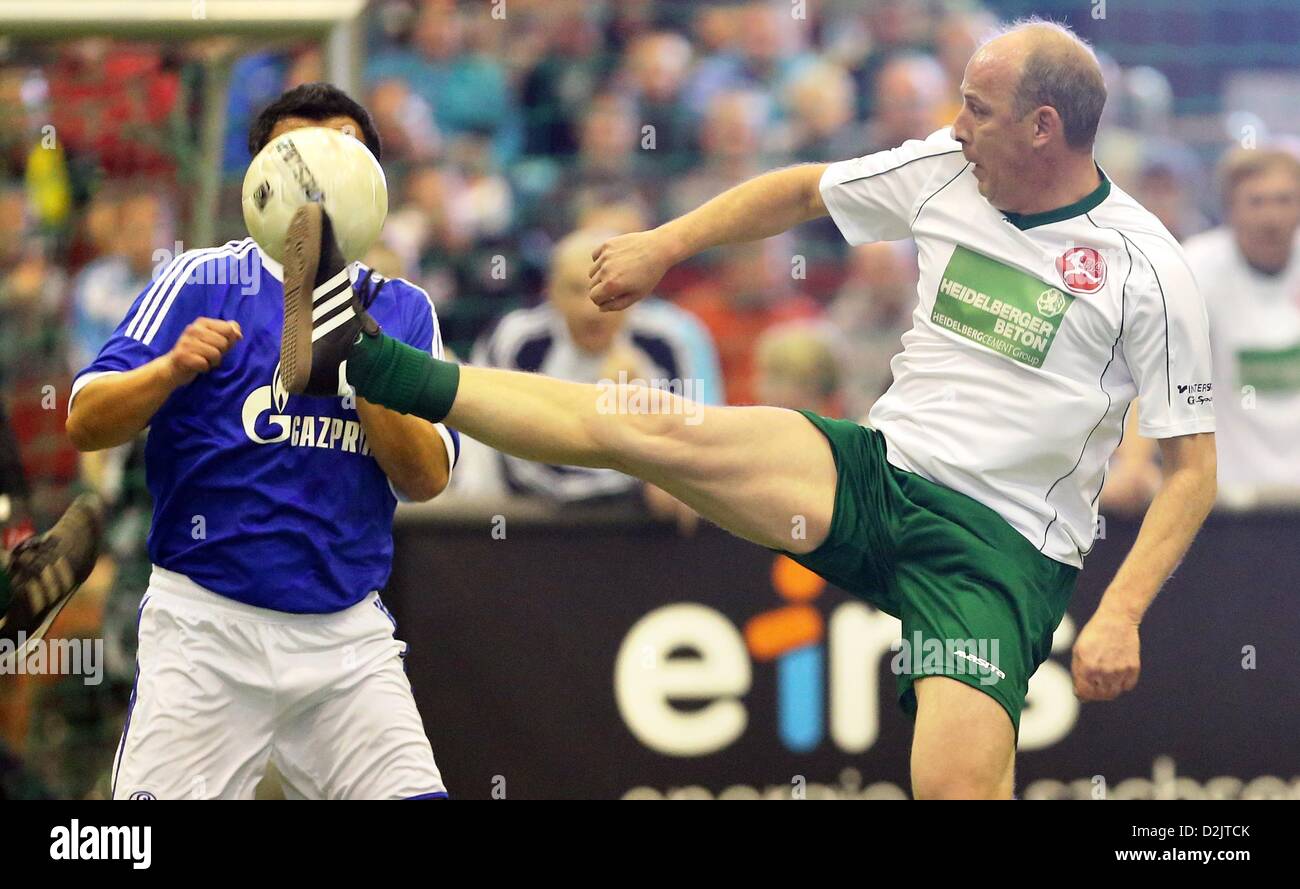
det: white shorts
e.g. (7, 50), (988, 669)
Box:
(111, 566), (446, 800)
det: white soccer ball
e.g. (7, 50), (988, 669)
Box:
(241, 126), (388, 265)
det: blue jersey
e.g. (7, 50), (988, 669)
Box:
(71, 238), (458, 614)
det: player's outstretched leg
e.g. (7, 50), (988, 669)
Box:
(278, 208), (836, 551)
(370, 347), (837, 552)
(449, 365), (837, 552)
(0, 493), (105, 668)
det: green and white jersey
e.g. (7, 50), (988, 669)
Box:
(819, 128), (1215, 568)
(1184, 227), (1300, 491)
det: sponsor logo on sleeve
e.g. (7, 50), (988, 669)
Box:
(1177, 382), (1213, 405)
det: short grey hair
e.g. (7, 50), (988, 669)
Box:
(1001, 18), (1107, 151)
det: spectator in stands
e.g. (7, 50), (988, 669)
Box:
(0, 185), (28, 272)
(529, 91), (649, 241)
(690, 5), (738, 56)
(775, 61), (865, 164)
(1132, 142), (1209, 242)
(754, 320), (845, 417)
(366, 78), (442, 166)
(933, 6), (997, 124)
(466, 228), (722, 509)
(573, 194), (656, 238)
(605, 0), (660, 55)
(46, 39), (182, 179)
(665, 90), (769, 221)
(0, 192), (74, 525)
(827, 241), (918, 420)
(865, 53), (949, 151)
(829, 0), (929, 121)
(520, 2), (606, 159)
(0, 66), (34, 177)
(1184, 147), (1300, 495)
(382, 160), (519, 354)
(222, 48), (321, 174)
(68, 187), (171, 371)
(676, 235), (821, 405)
(1092, 55), (1177, 192)
(282, 46), (323, 90)
(0, 224), (67, 399)
(444, 133), (514, 242)
(681, 0), (814, 123)
(623, 31), (696, 174)
(383, 163), (472, 286)
(365, 0), (517, 163)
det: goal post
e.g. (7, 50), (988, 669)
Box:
(0, 0), (368, 247)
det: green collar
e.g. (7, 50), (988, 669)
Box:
(1002, 167), (1111, 231)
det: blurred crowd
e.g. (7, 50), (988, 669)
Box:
(3, 0), (1300, 797)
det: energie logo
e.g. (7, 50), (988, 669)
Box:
(614, 555), (1081, 757)
(743, 557), (828, 752)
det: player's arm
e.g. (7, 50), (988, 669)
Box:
(1072, 240), (1217, 701)
(67, 318), (242, 452)
(590, 130), (964, 312)
(1099, 404), (1161, 515)
(1073, 432), (1216, 700)
(589, 164), (828, 312)
(355, 400), (450, 502)
(356, 286), (455, 502)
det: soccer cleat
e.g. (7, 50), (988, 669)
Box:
(280, 201), (384, 397)
(0, 493), (105, 666)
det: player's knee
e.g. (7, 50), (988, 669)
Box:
(584, 386), (696, 472)
(912, 732), (1012, 800)
(912, 762), (1007, 800)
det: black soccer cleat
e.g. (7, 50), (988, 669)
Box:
(280, 202), (384, 397)
(0, 493), (105, 665)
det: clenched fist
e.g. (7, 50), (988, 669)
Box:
(589, 230), (677, 313)
(1071, 608), (1141, 701)
(165, 318), (243, 386)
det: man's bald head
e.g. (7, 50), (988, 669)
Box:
(953, 19), (1107, 210)
(975, 19), (1107, 151)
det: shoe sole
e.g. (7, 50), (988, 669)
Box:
(281, 202), (323, 395)
(6, 586), (75, 667)
(0, 493), (103, 670)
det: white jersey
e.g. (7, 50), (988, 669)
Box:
(1184, 227), (1300, 490)
(819, 129), (1215, 567)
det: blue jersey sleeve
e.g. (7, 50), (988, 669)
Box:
(394, 282), (444, 359)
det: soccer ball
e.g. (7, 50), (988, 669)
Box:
(241, 126), (388, 265)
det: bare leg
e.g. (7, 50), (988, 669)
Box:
(909, 677), (1016, 799)
(446, 367), (837, 553)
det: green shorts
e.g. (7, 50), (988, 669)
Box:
(785, 410), (1079, 733)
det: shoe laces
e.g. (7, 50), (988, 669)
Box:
(353, 268), (386, 311)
